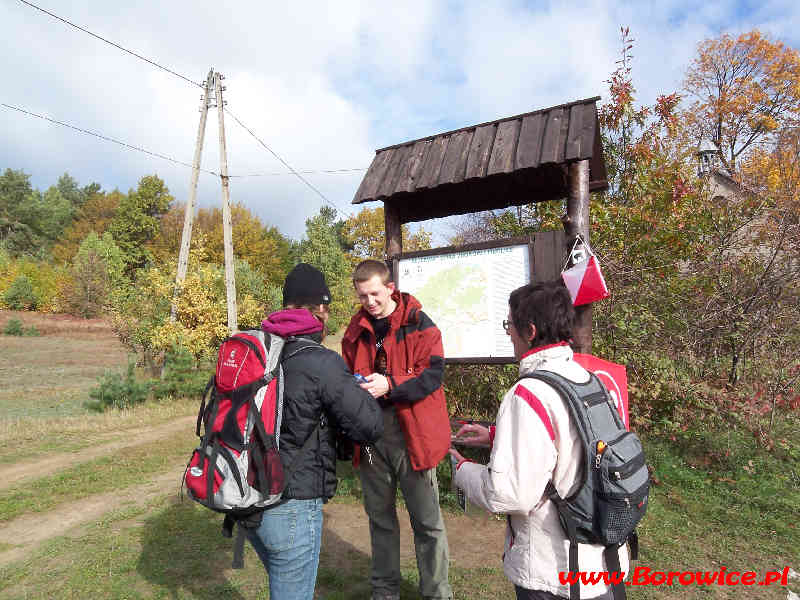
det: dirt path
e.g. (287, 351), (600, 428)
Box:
(0, 415), (196, 491)
(324, 502), (505, 569)
(0, 463), (187, 567)
(0, 460), (505, 572)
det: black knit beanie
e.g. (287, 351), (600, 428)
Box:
(282, 263), (332, 306)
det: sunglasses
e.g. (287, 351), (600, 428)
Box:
(502, 319), (512, 333)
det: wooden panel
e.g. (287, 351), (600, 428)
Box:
(354, 149), (393, 202)
(565, 102), (596, 161)
(515, 112), (545, 169)
(398, 234), (534, 260)
(416, 135), (448, 190)
(438, 129), (474, 185)
(589, 110), (608, 187)
(465, 123), (497, 180)
(565, 103), (585, 161)
(394, 139), (431, 194)
(578, 103), (596, 160)
(540, 108), (565, 164)
(532, 230), (565, 283)
(376, 145), (411, 199)
(488, 119), (520, 175)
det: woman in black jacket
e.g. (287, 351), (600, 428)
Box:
(249, 263), (383, 600)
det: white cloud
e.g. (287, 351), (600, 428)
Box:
(1, 0), (798, 243)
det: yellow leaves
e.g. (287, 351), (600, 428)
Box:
(151, 202), (290, 287)
(685, 30), (800, 170)
(341, 206), (432, 263)
(741, 129), (800, 206)
(113, 257), (267, 362)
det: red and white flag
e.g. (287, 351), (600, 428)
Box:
(561, 253), (609, 306)
(573, 353), (629, 429)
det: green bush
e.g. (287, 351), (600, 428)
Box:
(3, 318), (24, 336)
(3, 274), (39, 310)
(151, 346), (211, 401)
(86, 362), (151, 411)
(1, 317), (39, 336)
(443, 363), (517, 421)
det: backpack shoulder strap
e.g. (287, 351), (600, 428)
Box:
(522, 370), (631, 600)
(519, 371), (593, 600)
(522, 370), (624, 443)
(282, 336), (324, 361)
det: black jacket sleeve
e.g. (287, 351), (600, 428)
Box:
(319, 351), (383, 444)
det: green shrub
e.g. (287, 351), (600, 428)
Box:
(62, 232), (127, 318)
(151, 346), (211, 400)
(3, 274), (39, 310)
(86, 362), (151, 411)
(3, 318), (24, 336)
(443, 363), (517, 421)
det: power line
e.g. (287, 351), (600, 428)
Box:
(2, 102), (368, 180)
(16, 0), (362, 214)
(223, 107), (353, 216)
(1, 102), (219, 176)
(17, 0), (203, 88)
(229, 168), (367, 178)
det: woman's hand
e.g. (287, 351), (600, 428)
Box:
(448, 447), (465, 464)
(452, 423), (490, 447)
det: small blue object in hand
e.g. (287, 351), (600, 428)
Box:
(354, 373), (368, 384)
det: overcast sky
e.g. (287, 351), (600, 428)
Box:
(2, 0), (799, 242)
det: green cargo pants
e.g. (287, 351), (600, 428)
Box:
(359, 407), (452, 599)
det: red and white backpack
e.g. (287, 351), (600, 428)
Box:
(184, 330), (316, 515)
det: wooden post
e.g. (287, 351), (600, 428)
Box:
(565, 160), (592, 354)
(215, 72), (238, 333)
(170, 69), (213, 323)
(385, 201), (403, 259)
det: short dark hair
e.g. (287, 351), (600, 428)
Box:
(508, 280), (575, 347)
(353, 259), (392, 285)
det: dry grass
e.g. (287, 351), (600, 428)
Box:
(0, 398), (198, 461)
(0, 332), (130, 419)
(0, 311), (200, 457)
(0, 309), (114, 337)
(322, 328), (344, 354)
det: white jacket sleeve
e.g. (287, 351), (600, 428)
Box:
(454, 386), (557, 516)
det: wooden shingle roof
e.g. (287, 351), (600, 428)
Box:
(353, 97), (608, 223)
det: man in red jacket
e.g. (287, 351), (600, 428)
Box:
(342, 259), (452, 600)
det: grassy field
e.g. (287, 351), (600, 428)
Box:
(0, 311), (798, 599)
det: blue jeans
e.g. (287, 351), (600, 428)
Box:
(246, 498), (323, 600)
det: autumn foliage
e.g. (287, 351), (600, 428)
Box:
(684, 30), (800, 171)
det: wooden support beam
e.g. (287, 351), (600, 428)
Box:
(565, 159), (591, 354)
(385, 201), (403, 260)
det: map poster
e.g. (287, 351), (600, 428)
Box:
(396, 244), (531, 361)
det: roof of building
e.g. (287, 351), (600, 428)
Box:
(352, 96), (608, 223)
(697, 138), (719, 154)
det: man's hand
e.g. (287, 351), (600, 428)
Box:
(452, 423), (490, 447)
(360, 373), (390, 398)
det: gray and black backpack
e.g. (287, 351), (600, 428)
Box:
(525, 370), (649, 600)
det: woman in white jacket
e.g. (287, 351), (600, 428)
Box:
(450, 281), (627, 600)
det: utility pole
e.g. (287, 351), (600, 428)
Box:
(214, 72), (238, 333)
(170, 69), (214, 323)
(169, 69), (238, 336)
